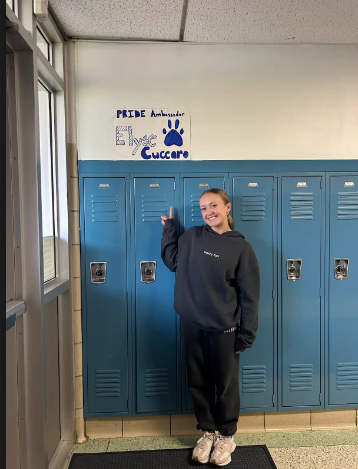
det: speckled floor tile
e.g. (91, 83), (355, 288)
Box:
(104, 430), (358, 453)
(269, 445), (358, 469)
(259, 429), (358, 448)
(73, 438), (109, 453)
(107, 435), (199, 452)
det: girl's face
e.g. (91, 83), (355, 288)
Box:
(200, 193), (231, 232)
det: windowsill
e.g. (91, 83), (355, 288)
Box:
(6, 278), (70, 330)
(6, 299), (26, 331)
(44, 277), (70, 304)
(37, 47), (65, 91)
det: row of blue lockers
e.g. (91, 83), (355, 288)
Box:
(79, 161), (358, 418)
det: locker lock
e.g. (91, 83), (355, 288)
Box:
(140, 261), (156, 284)
(287, 259), (302, 281)
(334, 258), (349, 280)
(90, 262), (107, 284)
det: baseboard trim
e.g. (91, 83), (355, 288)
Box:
(80, 409), (358, 440)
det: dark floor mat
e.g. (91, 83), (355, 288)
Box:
(69, 445), (277, 469)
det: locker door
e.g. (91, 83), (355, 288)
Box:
(134, 178), (178, 413)
(233, 177), (275, 409)
(84, 178), (128, 413)
(281, 176), (322, 407)
(328, 176), (358, 405)
(182, 177), (225, 411)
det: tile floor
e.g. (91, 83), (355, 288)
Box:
(64, 429), (358, 469)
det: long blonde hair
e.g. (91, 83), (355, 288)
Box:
(200, 188), (234, 230)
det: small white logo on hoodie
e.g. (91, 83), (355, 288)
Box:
(204, 251), (220, 258)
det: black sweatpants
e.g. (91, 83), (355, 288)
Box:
(180, 318), (241, 437)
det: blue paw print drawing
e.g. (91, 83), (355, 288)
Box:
(163, 119), (184, 147)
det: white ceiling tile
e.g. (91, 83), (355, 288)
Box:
(50, 0), (184, 40)
(184, 0), (358, 43)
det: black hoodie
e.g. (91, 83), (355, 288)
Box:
(161, 219), (260, 352)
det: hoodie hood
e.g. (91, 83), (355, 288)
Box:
(204, 224), (245, 238)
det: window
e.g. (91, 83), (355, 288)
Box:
(37, 25), (52, 63)
(38, 81), (56, 282)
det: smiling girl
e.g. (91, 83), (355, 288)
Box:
(161, 188), (260, 467)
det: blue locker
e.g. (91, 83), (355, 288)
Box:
(328, 175), (358, 406)
(134, 178), (178, 413)
(281, 176), (322, 407)
(232, 177), (275, 410)
(181, 177), (225, 412)
(84, 178), (129, 413)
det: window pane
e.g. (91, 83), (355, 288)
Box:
(37, 26), (51, 63)
(38, 82), (56, 282)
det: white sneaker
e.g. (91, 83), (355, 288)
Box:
(192, 431), (216, 464)
(210, 434), (236, 466)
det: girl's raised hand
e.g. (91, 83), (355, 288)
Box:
(161, 206), (173, 226)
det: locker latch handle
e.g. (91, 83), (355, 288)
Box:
(334, 258), (349, 280)
(140, 261), (156, 284)
(90, 262), (107, 284)
(287, 259), (302, 281)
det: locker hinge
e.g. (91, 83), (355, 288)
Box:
(319, 393), (321, 404)
(272, 394), (275, 405)
(319, 288), (322, 297)
(124, 180), (126, 191)
(174, 181), (176, 191)
(126, 292), (128, 302)
(223, 180), (225, 189)
(320, 180), (322, 189)
(272, 180), (275, 190)
(272, 289), (275, 299)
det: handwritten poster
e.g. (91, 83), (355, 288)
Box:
(115, 109), (190, 160)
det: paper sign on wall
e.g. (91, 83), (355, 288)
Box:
(115, 109), (190, 160)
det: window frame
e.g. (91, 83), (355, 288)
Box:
(38, 79), (58, 283)
(6, 4), (74, 468)
(36, 23), (52, 64)
(6, 52), (21, 308)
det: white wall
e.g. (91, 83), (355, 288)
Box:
(76, 42), (358, 161)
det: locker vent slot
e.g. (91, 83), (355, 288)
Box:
(141, 196), (168, 222)
(91, 196), (118, 222)
(241, 195), (266, 221)
(289, 364), (313, 391)
(241, 365), (266, 393)
(95, 370), (120, 398)
(145, 368), (169, 397)
(336, 363), (358, 390)
(290, 193), (313, 220)
(191, 195), (203, 222)
(337, 192), (358, 220)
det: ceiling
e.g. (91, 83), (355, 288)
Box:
(50, 0), (358, 43)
